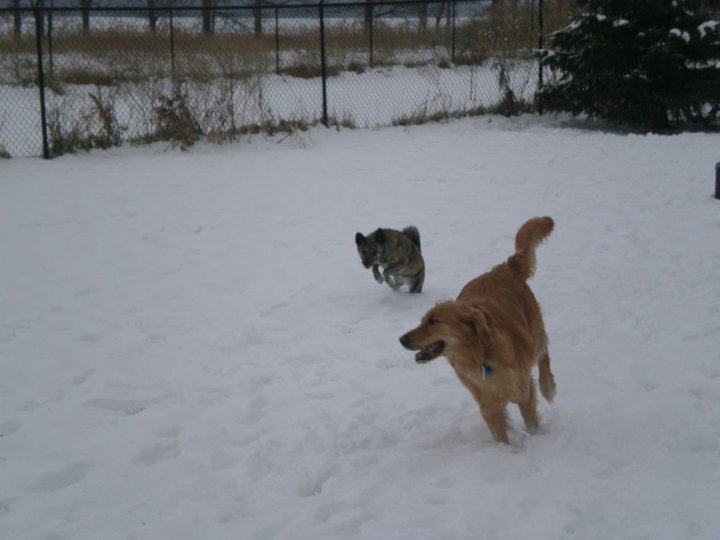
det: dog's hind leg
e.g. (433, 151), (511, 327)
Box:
(517, 379), (540, 434)
(409, 271), (424, 293)
(538, 351), (556, 403)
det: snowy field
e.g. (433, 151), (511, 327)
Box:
(1, 115), (720, 539)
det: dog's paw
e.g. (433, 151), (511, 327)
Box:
(541, 382), (556, 403)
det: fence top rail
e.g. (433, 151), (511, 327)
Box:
(1, 0), (487, 15)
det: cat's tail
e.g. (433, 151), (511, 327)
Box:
(402, 226), (421, 252)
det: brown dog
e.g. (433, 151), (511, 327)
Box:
(399, 217), (556, 444)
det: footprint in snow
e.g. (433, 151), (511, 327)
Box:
(27, 462), (92, 493)
(157, 424), (181, 438)
(0, 497), (16, 517)
(0, 421), (20, 437)
(238, 396), (267, 426)
(259, 302), (289, 318)
(132, 440), (181, 466)
(69, 369), (95, 386)
(84, 395), (167, 416)
(77, 333), (102, 343)
(74, 288), (100, 297)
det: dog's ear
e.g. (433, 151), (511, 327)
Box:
(459, 305), (494, 345)
(355, 232), (365, 246)
(375, 228), (385, 244)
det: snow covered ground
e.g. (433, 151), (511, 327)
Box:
(1, 115), (719, 540)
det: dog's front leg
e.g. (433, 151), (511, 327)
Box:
(372, 265), (383, 283)
(458, 374), (510, 444)
(480, 403), (510, 444)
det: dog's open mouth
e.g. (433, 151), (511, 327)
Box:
(415, 341), (445, 363)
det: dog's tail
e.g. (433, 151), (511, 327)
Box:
(506, 217), (554, 281)
(402, 226), (421, 252)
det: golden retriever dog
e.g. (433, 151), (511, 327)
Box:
(399, 217), (556, 444)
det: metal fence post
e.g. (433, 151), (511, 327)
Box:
(81, 0), (90, 35)
(537, 0), (544, 115)
(169, 8), (176, 78)
(149, 0), (157, 32)
(715, 163), (720, 199)
(34, 6), (50, 159)
(319, 0), (328, 127)
(451, 0), (456, 63)
(13, 0), (22, 38)
(368, 2), (374, 69)
(47, 5), (54, 77)
(275, 7), (280, 74)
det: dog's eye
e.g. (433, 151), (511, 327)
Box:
(428, 318), (436, 325)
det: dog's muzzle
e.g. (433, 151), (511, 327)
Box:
(399, 334), (445, 363)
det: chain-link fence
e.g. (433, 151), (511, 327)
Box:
(0, 1), (574, 158)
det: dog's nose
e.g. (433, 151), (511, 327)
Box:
(399, 333), (410, 348)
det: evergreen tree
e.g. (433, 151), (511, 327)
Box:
(538, 0), (720, 130)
